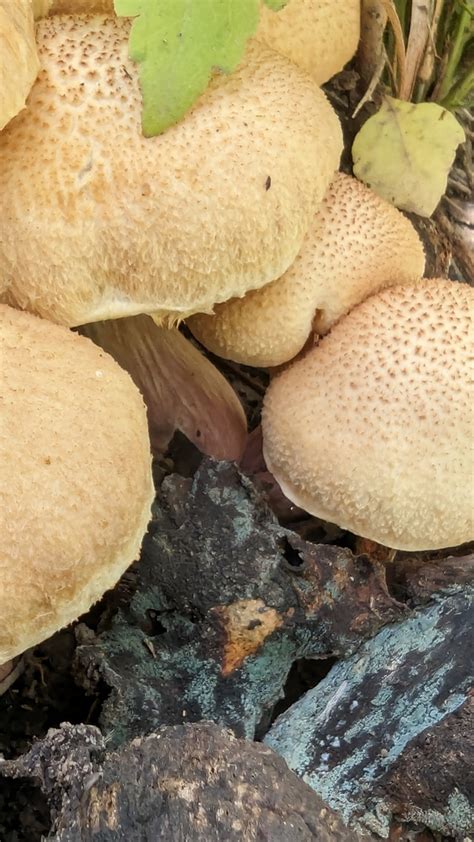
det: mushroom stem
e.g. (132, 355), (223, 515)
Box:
(81, 316), (248, 462)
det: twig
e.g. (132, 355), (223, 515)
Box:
(0, 658), (24, 696)
(444, 195), (473, 223)
(436, 206), (474, 282)
(448, 176), (472, 196)
(358, 0), (388, 84)
(400, 0), (434, 100)
(381, 0), (408, 96)
(417, 0), (445, 85)
(353, 50), (388, 116)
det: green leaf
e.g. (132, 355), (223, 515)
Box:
(114, 0), (262, 137)
(263, 0), (289, 9)
(352, 96), (466, 217)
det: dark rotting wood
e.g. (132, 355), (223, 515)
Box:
(0, 721), (371, 841)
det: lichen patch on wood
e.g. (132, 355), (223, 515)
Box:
(265, 589), (473, 838)
(76, 460), (404, 744)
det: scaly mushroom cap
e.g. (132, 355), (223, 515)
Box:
(0, 304), (154, 665)
(257, 0), (361, 85)
(0, 0), (39, 130)
(189, 174), (425, 367)
(262, 279), (474, 551)
(0, 14), (342, 326)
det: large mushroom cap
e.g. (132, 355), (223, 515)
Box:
(0, 0), (39, 130)
(257, 0), (361, 85)
(262, 279), (474, 551)
(189, 174), (425, 367)
(0, 304), (154, 665)
(0, 14), (342, 326)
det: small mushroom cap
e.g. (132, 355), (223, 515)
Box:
(257, 0), (361, 85)
(0, 0), (39, 130)
(189, 174), (425, 367)
(0, 14), (342, 326)
(0, 304), (154, 665)
(262, 279), (474, 551)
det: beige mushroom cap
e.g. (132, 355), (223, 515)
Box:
(262, 279), (474, 551)
(257, 0), (361, 85)
(0, 304), (154, 665)
(0, 0), (39, 130)
(189, 174), (425, 367)
(0, 14), (342, 326)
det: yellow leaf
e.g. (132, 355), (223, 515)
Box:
(352, 96), (466, 217)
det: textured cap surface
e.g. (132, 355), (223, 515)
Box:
(262, 280), (473, 550)
(0, 305), (154, 664)
(0, 0), (39, 130)
(257, 0), (360, 85)
(0, 14), (342, 325)
(189, 174), (425, 367)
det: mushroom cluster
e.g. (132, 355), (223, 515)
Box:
(0, 2), (348, 677)
(0, 13), (341, 324)
(0, 0), (472, 691)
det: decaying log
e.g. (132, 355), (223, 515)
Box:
(380, 692), (474, 837)
(389, 552), (474, 604)
(0, 721), (370, 841)
(265, 589), (473, 839)
(76, 460), (405, 745)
